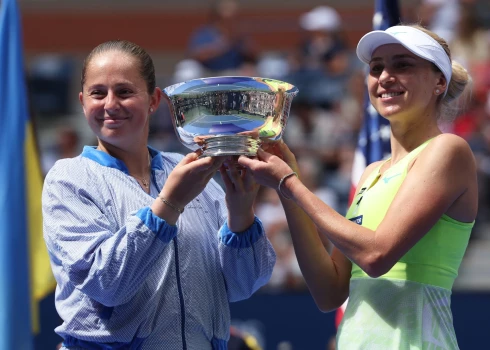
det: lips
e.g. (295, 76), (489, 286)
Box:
(97, 117), (128, 128)
(103, 117), (125, 122)
(96, 115), (128, 122)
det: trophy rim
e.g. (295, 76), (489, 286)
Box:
(162, 76), (299, 96)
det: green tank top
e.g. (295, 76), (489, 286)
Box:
(337, 138), (474, 349)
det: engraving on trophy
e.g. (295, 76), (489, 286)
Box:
(162, 76), (298, 157)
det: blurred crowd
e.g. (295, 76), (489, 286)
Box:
(34, 0), (490, 294)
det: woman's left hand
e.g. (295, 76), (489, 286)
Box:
(219, 157), (260, 232)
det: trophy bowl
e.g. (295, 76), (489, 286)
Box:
(162, 76), (299, 157)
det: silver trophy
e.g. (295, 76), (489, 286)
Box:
(162, 76), (298, 157)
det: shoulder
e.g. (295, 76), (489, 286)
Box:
(409, 133), (477, 195)
(420, 133), (476, 170)
(406, 134), (477, 221)
(357, 160), (384, 186)
(43, 155), (103, 190)
(428, 133), (472, 151)
(45, 156), (84, 181)
(365, 160), (385, 174)
(349, 159), (385, 196)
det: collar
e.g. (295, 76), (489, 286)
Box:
(81, 145), (164, 174)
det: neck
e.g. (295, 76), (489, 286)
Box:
(96, 141), (150, 177)
(388, 117), (441, 165)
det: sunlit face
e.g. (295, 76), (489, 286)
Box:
(79, 51), (156, 149)
(367, 44), (444, 121)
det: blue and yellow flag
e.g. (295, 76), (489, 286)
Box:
(0, 0), (56, 348)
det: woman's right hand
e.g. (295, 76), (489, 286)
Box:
(237, 141), (299, 191)
(160, 152), (224, 209)
(263, 141), (300, 176)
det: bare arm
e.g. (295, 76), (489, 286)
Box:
(279, 159), (383, 311)
(239, 143), (380, 311)
(278, 196), (351, 311)
(239, 135), (477, 282)
(278, 135), (477, 277)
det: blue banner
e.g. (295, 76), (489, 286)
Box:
(0, 0), (34, 348)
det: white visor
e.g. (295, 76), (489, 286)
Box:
(356, 25), (452, 95)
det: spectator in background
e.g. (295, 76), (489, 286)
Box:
(41, 125), (81, 174)
(297, 6), (344, 71)
(449, 1), (490, 73)
(462, 101), (490, 239)
(445, 0), (490, 239)
(147, 59), (205, 154)
(286, 6), (348, 106)
(256, 156), (338, 293)
(171, 58), (205, 84)
(322, 143), (356, 216)
(256, 53), (290, 81)
(306, 43), (364, 110)
(254, 186), (306, 293)
(283, 101), (342, 167)
(419, 0), (460, 43)
(188, 0), (256, 76)
(283, 92), (359, 183)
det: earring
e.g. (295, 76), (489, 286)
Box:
(150, 108), (154, 113)
(435, 89), (440, 95)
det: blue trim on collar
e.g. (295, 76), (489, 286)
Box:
(148, 145), (164, 170)
(81, 145), (164, 173)
(81, 146), (129, 173)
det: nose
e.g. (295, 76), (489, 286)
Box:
(378, 69), (395, 85)
(104, 91), (119, 113)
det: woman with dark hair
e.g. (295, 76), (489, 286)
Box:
(42, 39), (275, 350)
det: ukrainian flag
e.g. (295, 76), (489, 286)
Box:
(0, 0), (56, 348)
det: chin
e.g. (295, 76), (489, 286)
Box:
(97, 130), (126, 143)
(378, 107), (403, 119)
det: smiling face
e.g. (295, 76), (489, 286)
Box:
(367, 44), (445, 122)
(79, 50), (159, 150)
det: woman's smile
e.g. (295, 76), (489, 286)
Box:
(379, 91), (404, 99)
(101, 116), (128, 125)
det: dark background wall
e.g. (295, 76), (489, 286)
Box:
(36, 291), (490, 349)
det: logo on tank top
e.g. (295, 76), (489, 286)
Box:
(382, 173), (401, 184)
(349, 215), (363, 225)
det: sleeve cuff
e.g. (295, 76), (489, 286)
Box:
(136, 207), (178, 243)
(219, 216), (264, 248)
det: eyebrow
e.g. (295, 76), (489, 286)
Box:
(369, 54), (417, 64)
(87, 82), (134, 90)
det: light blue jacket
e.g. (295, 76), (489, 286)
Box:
(42, 146), (276, 350)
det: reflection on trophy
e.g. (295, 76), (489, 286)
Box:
(162, 76), (299, 157)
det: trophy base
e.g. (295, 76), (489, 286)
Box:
(201, 135), (261, 157)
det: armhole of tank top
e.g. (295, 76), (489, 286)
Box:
(360, 160), (387, 191)
(405, 138), (436, 174)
